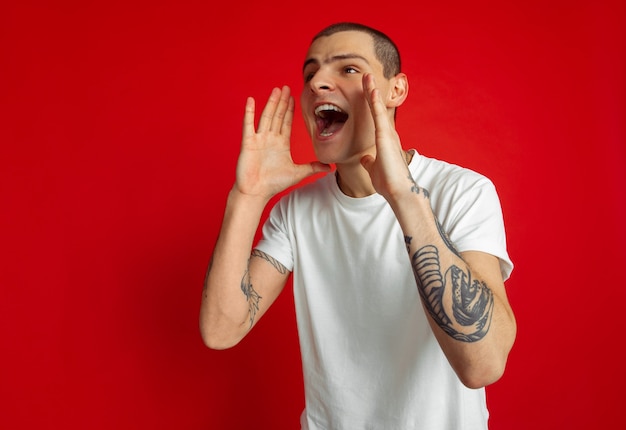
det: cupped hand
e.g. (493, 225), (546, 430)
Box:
(235, 86), (331, 201)
(360, 74), (413, 202)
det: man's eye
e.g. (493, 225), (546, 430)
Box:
(345, 67), (358, 74)
(304, 71), (315, 82)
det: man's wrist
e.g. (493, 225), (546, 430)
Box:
(228, 186), (271, 210)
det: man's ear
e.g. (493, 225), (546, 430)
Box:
(387, 73), (409, 108)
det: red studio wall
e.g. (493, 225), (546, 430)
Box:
(1, 1), (624, 429)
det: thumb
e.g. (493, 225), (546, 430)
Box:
(309, 161), (332, 174)
(360, 154), (375, 174)
(295, 161), (332, 182)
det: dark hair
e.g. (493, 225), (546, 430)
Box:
(312, 22), (401, 79)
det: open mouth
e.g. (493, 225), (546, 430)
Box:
(315, 104), (348, 137)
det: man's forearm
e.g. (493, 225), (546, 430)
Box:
(199, 188), (269, 349)
(388, 184), (516, 388)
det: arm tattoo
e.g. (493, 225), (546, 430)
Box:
(404, 235), (412, 254)
(251, 249), (288, 274)
(411, 245), (494, 342)
(435, 218), (461, 258)
(202, 255), (214, 297)
(241, 268), (261, 328)
(239, 250), (287, 328)
(409, 173), (430, 199)
(404, 180), (492, 340)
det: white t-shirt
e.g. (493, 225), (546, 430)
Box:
(255, 150), (513, 430)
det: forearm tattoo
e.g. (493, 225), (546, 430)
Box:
(202, 255), (214, 295)
(251, 249), (288, 274)
(435, 217), (461, 258)
(241, 267), (261, 328)
(409, 173), (430, 199)
(239, 250), (287, 327)
(410, 244), (494, 342)
(404, 181), (494, 342)
(404, 235), (412, 254)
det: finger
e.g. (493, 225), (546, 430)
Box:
(269, 85), (291, 133)
(363, 74), (392, 135)
(242, 97), (256, 138)
(363, 73), (380, 112)
(257, 87), (281, 133)
(360, 153), (376, 174)
(293, 161), (332, 183)
(309, 161), (332, 174)
(280, 95), (295, 136)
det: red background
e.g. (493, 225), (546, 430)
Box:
(1, 0), (625, 428)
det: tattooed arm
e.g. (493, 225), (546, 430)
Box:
(361, 73), (516, 388)
(199, 86), (329, 349)
(199, 190), (291, 349)
(397, 185), (516, 388)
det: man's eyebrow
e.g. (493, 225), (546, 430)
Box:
(302, 54), (370, 72)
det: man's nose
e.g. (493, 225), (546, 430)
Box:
(308, 71), (334, 93)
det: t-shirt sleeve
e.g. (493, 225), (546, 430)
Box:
(254, 198), (295, 273)
(445, 178), (514, 281)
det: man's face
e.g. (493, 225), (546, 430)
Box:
(300, 30), (393, 165)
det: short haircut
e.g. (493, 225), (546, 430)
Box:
(311, 22), (401, 79)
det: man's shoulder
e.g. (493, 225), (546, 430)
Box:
(413, 152), (492, 190)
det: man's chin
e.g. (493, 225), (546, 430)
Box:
(312, 149), (336, 166)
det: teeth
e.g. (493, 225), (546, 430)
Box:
(315, 104), (343, 117)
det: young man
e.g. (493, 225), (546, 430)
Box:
(200, 22), (516, 429)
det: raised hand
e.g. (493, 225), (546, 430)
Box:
(235, 86), (330, 201)
(359, 74), (413, 202)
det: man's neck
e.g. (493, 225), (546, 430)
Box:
(335, 150), (413, 198)
(335, 165), (376, 198)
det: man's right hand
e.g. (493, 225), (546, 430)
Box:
(235, 86), (331, 202)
